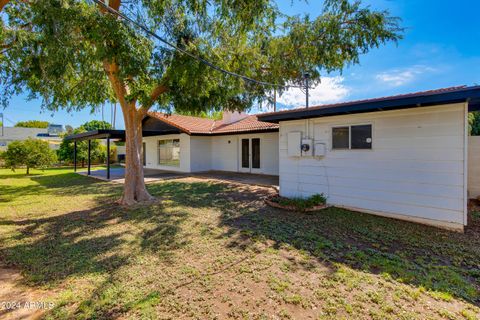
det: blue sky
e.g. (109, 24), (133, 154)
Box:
(2, 0), (479, 129)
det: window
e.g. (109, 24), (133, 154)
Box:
(332, 124), (372, 150)
(158, 139), (180, 166)
(332, 127), (349, 149)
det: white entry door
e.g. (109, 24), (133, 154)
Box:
(239, 138), (261, 173)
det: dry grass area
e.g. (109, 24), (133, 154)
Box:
(0, 168), (479, 320)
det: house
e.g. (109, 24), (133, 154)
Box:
(68, 85), (480, 231)
(66, 111), (279, 178)
(257, 85), (480, 231)
(0, 126), (63, 151)
(141, 112), (279, 175)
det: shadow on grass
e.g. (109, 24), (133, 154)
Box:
(0, 171), (121, 203)
(218, 204), (480, 305)
(0, 196), (190, 286)
(1, 169), (479, 313)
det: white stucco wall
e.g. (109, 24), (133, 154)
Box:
(143, 131), (279, 175)
(210, 135), (238, 172)
(468, 136), (480, 199)
(279, 103), (468, 230)
(190, 136), (212, 172)
(143, 134), (191, 172)
(210, 132), (279, 175)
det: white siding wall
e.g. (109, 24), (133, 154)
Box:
(468, 136), (480, 199)
(279, 103), (467, 230)
(143, 134), (191, 172)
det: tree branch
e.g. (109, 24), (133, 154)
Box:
(99, 0), (121, 13)
(0, 0), (9, 12)
(136, 84), (168, 117)
(149, 84), (168, 104)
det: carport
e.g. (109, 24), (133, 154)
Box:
(65, 129), (179, 179)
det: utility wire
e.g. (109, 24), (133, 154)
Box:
(91, 0), (304, 90)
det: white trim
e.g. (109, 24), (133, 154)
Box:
(238, 137), (263, 174)
(463, 102), (468, 226)
(330, 122), (374, 151)
(157, 138), (181, 167)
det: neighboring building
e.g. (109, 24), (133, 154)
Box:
(0, 126), (63, 151)
(258, 85), (480, 231)
(142, 111), (279, 175)
(47, 124), (64, 136)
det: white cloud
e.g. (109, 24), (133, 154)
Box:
(276, 76), (349, 108)
(375, 65), (436, 87)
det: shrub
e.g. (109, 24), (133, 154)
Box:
(469, 112), (480, 136)
(272, 193), (327, 211)
(3, 138), (57, 174)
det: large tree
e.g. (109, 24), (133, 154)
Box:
(0, 0), (402, 205)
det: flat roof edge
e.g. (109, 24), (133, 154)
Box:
(258, 86), (480, 123)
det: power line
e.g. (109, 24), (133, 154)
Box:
(91, 0), (305, 90)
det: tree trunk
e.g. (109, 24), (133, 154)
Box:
(98, 0), (155, 205)
(118, 102), (154, 205)
(26, 166), (29, 175)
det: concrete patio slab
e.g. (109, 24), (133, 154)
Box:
(77, 167), (278, 188)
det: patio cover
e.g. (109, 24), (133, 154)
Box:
(65, 128), (181, 179)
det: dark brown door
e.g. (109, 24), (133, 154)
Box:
(251, 138), (260, 169)
(241, 139), (249, 168)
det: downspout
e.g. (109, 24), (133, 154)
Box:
(304, 72), (310, 139)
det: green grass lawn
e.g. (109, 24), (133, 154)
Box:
(0, 168), (479, 319)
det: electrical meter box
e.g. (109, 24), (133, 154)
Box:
(301, 139), (313, 156)
(314, 142), (326, 157)
(287, 132), (302, 157)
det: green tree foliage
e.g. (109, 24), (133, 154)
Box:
(79, 120), (112, 132)
(176, 110), (223, 120)
(469, 112), (480, 136)
(58, 120), (116, 166)
(3, 138), (57, 174)
(15, 120), (49, 128)
(0, 0), (402, 204)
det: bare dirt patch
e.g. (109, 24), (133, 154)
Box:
(0, 265), (55, 320)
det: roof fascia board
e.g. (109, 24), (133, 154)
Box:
(259, 87), (480, 123)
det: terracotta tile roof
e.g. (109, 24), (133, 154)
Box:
(148, 112), (279, 135)
(258, 85), (470, 117)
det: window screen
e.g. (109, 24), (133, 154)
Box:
(332, 127), (349, 149)
(158, 139), (180, 166)
(351, 125), (372, 149)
